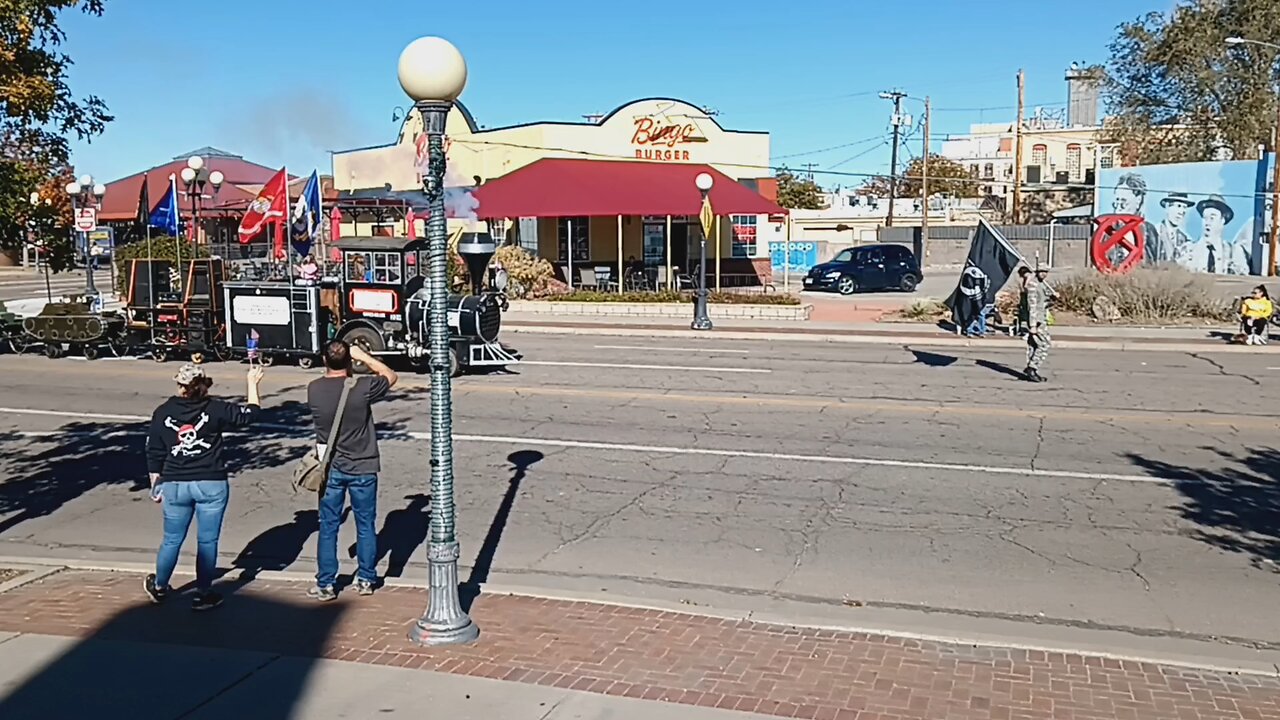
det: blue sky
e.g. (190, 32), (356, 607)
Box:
(62, 0), (1162, 186)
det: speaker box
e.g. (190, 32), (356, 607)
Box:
(128, 260), (173, 306)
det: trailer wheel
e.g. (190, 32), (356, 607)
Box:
(190, 352), (205, 365)
(45, 343), (62, 359)
(82, 344), (99, 361)
(298, 355), (316, 370)
(450, 347), (461, 378)
(153, 348), (168, 363)
(260, 354), (276, 367)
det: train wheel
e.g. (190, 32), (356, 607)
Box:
(44, 343), (62, 359)
(191, 352), (205, 365)
(260, 354), (276, 367)
(82, 344), (99, 361)
(340, 327), (383, 374)
(298, 355), (315, 370)
(153, 348), (168, 363)
(450, 347), (461, 378)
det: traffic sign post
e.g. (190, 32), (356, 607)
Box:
(1091, 214), (1147, 275)
(74, 207), (97, 232)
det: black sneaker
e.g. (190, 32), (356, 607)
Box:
(1023, 369), (1042, 383)
(354, 579), (375, 596)
(307, 585), (337, 602)
(143, 574), (168, 604)
(191, 591), (223, 612)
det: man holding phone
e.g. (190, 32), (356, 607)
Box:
(306, 340), (398, 601)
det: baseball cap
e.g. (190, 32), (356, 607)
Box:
(174, 363), (207, 385)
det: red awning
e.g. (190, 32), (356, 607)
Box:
(472, 159), (787, 219)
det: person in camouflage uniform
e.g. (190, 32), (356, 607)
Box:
(1023, 263), (1056, 382)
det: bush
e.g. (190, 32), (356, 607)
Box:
(492, 245), (557, 299)
(542, 290), (800, 306)
(112, 236), (207, 293)
(899, 298), (948, 320)
(1051, 267), (1233, 322)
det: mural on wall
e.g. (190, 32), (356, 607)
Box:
(1095, 159), (1269, 275)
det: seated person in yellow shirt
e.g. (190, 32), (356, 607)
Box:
(1240, 285), (1274, 345)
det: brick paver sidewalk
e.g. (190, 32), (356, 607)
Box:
(0, 569), (1276, 719)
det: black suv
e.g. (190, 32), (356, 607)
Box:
(802, 243), (922, 295)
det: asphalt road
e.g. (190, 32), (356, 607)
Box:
(0, 333), (1277, 651)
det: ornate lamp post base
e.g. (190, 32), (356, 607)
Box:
(408, 541), (480, 646)
(691, 291), (713, 330)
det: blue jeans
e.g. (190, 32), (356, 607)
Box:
(155, 481), (230, 592)
(967, 307), (991, 336)
(316, 468), (378, 588)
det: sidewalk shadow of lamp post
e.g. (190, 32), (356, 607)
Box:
(693, 172), (714, 330)
(64, 176), (105, 310)
(398, 35), (481, 647)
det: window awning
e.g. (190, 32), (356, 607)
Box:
(472, 158), (787, 219)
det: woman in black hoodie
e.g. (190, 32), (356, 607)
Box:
(144, 363), (264, 610)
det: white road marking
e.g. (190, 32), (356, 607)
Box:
(593, 344), (751, 354)
(0, 406), (1172, 485)
(520, 360), (770, 374)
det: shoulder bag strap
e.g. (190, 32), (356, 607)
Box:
(320, 377), (356, 463)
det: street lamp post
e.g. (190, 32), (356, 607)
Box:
(398, 36), (480, 647)
(179, 155), (225, 246)
(64, 175), (106, 303)
(692, 172), (714, 331)
(1226, 37), (1280, 275)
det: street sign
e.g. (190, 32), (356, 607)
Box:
(1091, 214), (1146, 275)
(74, 207), (97, 232)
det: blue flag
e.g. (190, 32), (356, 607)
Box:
(148, 176), (180, 237)
(290, 171), (322, 257)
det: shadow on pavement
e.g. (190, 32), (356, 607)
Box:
(0, 392), (412, 539)
(910, 349), (957, 367)
(1126, 447), (1280, 571)
(0, 591), (346, 720)
(461, 450), (542, 612)
(975, 358), (1027, 380)
(361, 493), (431, 579)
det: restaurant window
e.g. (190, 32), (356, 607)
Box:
(372, 251), (402, 283)
(1066, 144), (1082, 181)
(346, 251), (372, 282)
(730, 215), (757, 258)
(557, 217), (590, 263)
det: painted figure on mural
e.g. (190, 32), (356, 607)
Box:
(1110, 173), (1161, 266)
(1156, 192), (1193, 265)
(1176, 195), (1235, 274)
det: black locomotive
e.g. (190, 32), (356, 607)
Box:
(3, 229), (519, 376)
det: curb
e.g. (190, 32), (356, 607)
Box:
(0, 554), (1276, 678)
(505, 324), (1259, 353)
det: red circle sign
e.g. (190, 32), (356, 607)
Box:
(1091, 214), (1146, 274)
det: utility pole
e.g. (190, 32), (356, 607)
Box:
(1012, 69), (1025, 224)
(801, 162), (818, 181)
(922, 97), (931, 263)
(880, 90), (908, 227)
(1270, 106), (1280, 276)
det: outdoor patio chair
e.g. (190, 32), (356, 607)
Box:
(578, 267), (598, 290)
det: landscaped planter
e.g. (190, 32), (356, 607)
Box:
(509, 300), (813, 321)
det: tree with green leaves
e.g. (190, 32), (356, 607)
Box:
(774, 167), (826, 209)
(1102, 0), (1280, 164)
(860, 154), (979, 199)
(1, 1), (112, 269)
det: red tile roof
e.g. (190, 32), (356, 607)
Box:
(472, 159), (787, 219)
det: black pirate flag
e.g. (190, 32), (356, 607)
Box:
(945, 219), (1024, 330)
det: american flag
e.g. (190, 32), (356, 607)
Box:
(246, 329), (259, 361)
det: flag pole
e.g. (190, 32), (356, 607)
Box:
(172, 175), (183, 294)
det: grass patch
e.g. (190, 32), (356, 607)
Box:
(1052, 267), (1234, 322)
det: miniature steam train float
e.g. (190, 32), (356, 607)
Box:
(223, 231), (518, 375)
(1, 230), (519, 376)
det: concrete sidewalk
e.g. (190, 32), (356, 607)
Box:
(0, 632), (765, 720)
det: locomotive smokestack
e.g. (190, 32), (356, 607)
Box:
(457, 231), (496, 296)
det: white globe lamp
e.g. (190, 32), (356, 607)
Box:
(695, 172), (714, 192)
(187, 155), (204, 171)
(180, 167), (196, 184)
(397, 37), (468, 103)
(65, 181), (80, 196)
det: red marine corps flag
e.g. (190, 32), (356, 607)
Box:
(238, 168), (289, 245)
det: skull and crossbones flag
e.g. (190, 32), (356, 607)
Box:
(945, 218), (1024, 331)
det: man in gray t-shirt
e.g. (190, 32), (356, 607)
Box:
(306, 339), (398, 600)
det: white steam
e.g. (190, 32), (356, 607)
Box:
(443, 162), (479, 221)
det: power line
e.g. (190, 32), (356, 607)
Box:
(773, 133), (888, 160)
